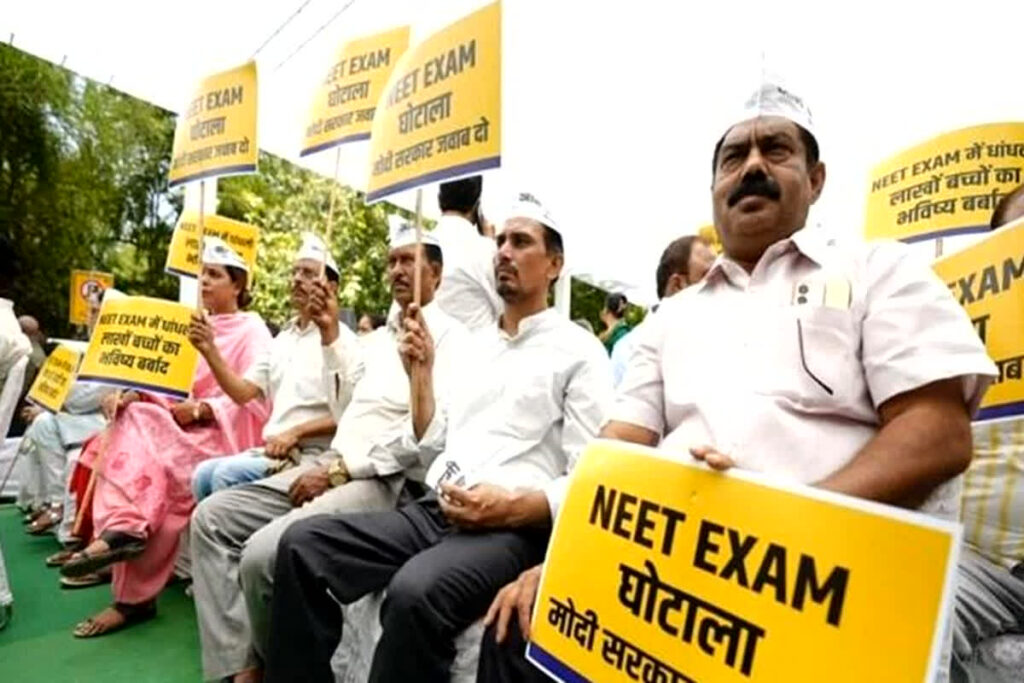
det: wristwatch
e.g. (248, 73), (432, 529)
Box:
(327, 458), (350, 488)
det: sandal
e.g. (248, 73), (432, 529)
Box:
(72, 602), (156, 638)
(60, 570), (112, 590)
(46, 547), (80, 568)
(27, 508), (62, 535)
(60, 531), (146, 579)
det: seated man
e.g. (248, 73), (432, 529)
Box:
(190, 225), (467, 683)
(262, 194), (612, 683)
(952, 183), (1024, 682)
(479, 84), (996, 682)
(189, 234), (358, 500)
(18, 379), (106, 535)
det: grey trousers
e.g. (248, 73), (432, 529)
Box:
(952, 546), (1024, 682)
(190, 458), (404, 681)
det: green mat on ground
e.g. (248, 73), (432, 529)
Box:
(0, 504), (202, 682)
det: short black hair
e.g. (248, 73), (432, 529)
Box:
(605, 292), (628, 318)
(655, 235), (703, 298)
(225, 265), (252, 308)
(438, 176), (482, 214)
(542, 225), (563, 258)
(423, 243), (444, 268)
(711, 123), (819, 176)
(991, 183), (1024, 229)
(324, 266), (339, 284)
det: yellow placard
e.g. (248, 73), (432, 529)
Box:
(169, 61), (258, 188)
(26, 345), (83, 413)
(864, 123), (1024, 242)
(301, 26), (410, 156)
(933, 217), (1024, 421)
(365, 2), (501, 203)
(697, 224), (722, 254)
(68, 270), (114, 326)
(165, 211), (260, 278)
(77, 296), (200, 400)
(527, 441), (959, 683)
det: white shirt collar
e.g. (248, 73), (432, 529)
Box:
(696, 226), (834, 291)
(496, 307), (558, 342)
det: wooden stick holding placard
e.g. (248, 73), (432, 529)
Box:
(196, 179), (206, 309)
(413, 188), (423, 307)
(320, 146), (343, 280)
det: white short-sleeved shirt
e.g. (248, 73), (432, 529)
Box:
(431, 214), (503, 331)
(613, 227), (997, 518)
(244, 318), (362, 446)
(322, 301), (469, 480)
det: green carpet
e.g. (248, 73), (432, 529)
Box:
(0, 504), (203, 682)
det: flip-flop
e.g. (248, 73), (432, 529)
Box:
(60, 532), (146, 579)
(72, 602), (156, 638)
(60, 571), (112, 590)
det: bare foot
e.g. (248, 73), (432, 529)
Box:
(233, 667), (263, 683)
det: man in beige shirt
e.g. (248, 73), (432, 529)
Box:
(480, 84), (996, 682)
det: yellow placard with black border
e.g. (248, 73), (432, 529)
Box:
(527, 441), (959, 683)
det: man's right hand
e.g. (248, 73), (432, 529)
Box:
(398, 303), (434, 377)
(20, 405), (42, 423)
(484, 564), (543, 643)
(306, 280), (340, 345)
(188, 311), (216, 356)
(265, 429), (300, 458)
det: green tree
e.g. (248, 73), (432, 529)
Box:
(0, 45), (178, 336)
(218, 153), (393, 328)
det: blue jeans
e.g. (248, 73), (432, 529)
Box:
(192, 451), (273, 501)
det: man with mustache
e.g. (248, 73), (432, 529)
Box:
(479, 84), (996, 682)
(262, 194), (612, 683)
(190, 226), (468, 682)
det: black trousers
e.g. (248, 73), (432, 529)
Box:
(264, 494), (549, 683)
(476, 620), (551, 683)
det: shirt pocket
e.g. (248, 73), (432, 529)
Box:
(754, 306), (863, 411)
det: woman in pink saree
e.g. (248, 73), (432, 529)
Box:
(63, 242), (273, 637)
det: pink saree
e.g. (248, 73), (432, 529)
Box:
(77, 311), (272, 604)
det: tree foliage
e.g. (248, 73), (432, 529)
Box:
(1, 45), (629, 338)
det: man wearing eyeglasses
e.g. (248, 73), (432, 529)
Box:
(479, 83), (997, 682)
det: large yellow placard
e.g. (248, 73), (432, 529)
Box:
(165, 211), (260, 278)
(864, 123), (1024, 242)
(365, 2), (500, 203)
(301, 26), (410, 156)
(68, 270), (114, 326)
(528, 441), (959, 683)
(933, 216), (1024, 421)
(26, 345), (83, 413)
(169, 61), (258, 187)
(77, 296), (200, 400)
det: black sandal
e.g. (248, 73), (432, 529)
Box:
(59, 531), (146, 579)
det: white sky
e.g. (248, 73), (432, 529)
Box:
(5, 0), (1023, 303)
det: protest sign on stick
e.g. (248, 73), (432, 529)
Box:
(26, 345), (82, 413)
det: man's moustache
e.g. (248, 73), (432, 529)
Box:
(728, 177), (781, 207)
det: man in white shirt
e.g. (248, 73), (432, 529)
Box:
(432, 175), (504, 330)
(263, 194), (612, 683)
(479, 84), (996, 682)
(0, 298), (30, 393)
(610, 234), (716, 386)
(190, 227), (467, 683)
(189, 235), (360, 496)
